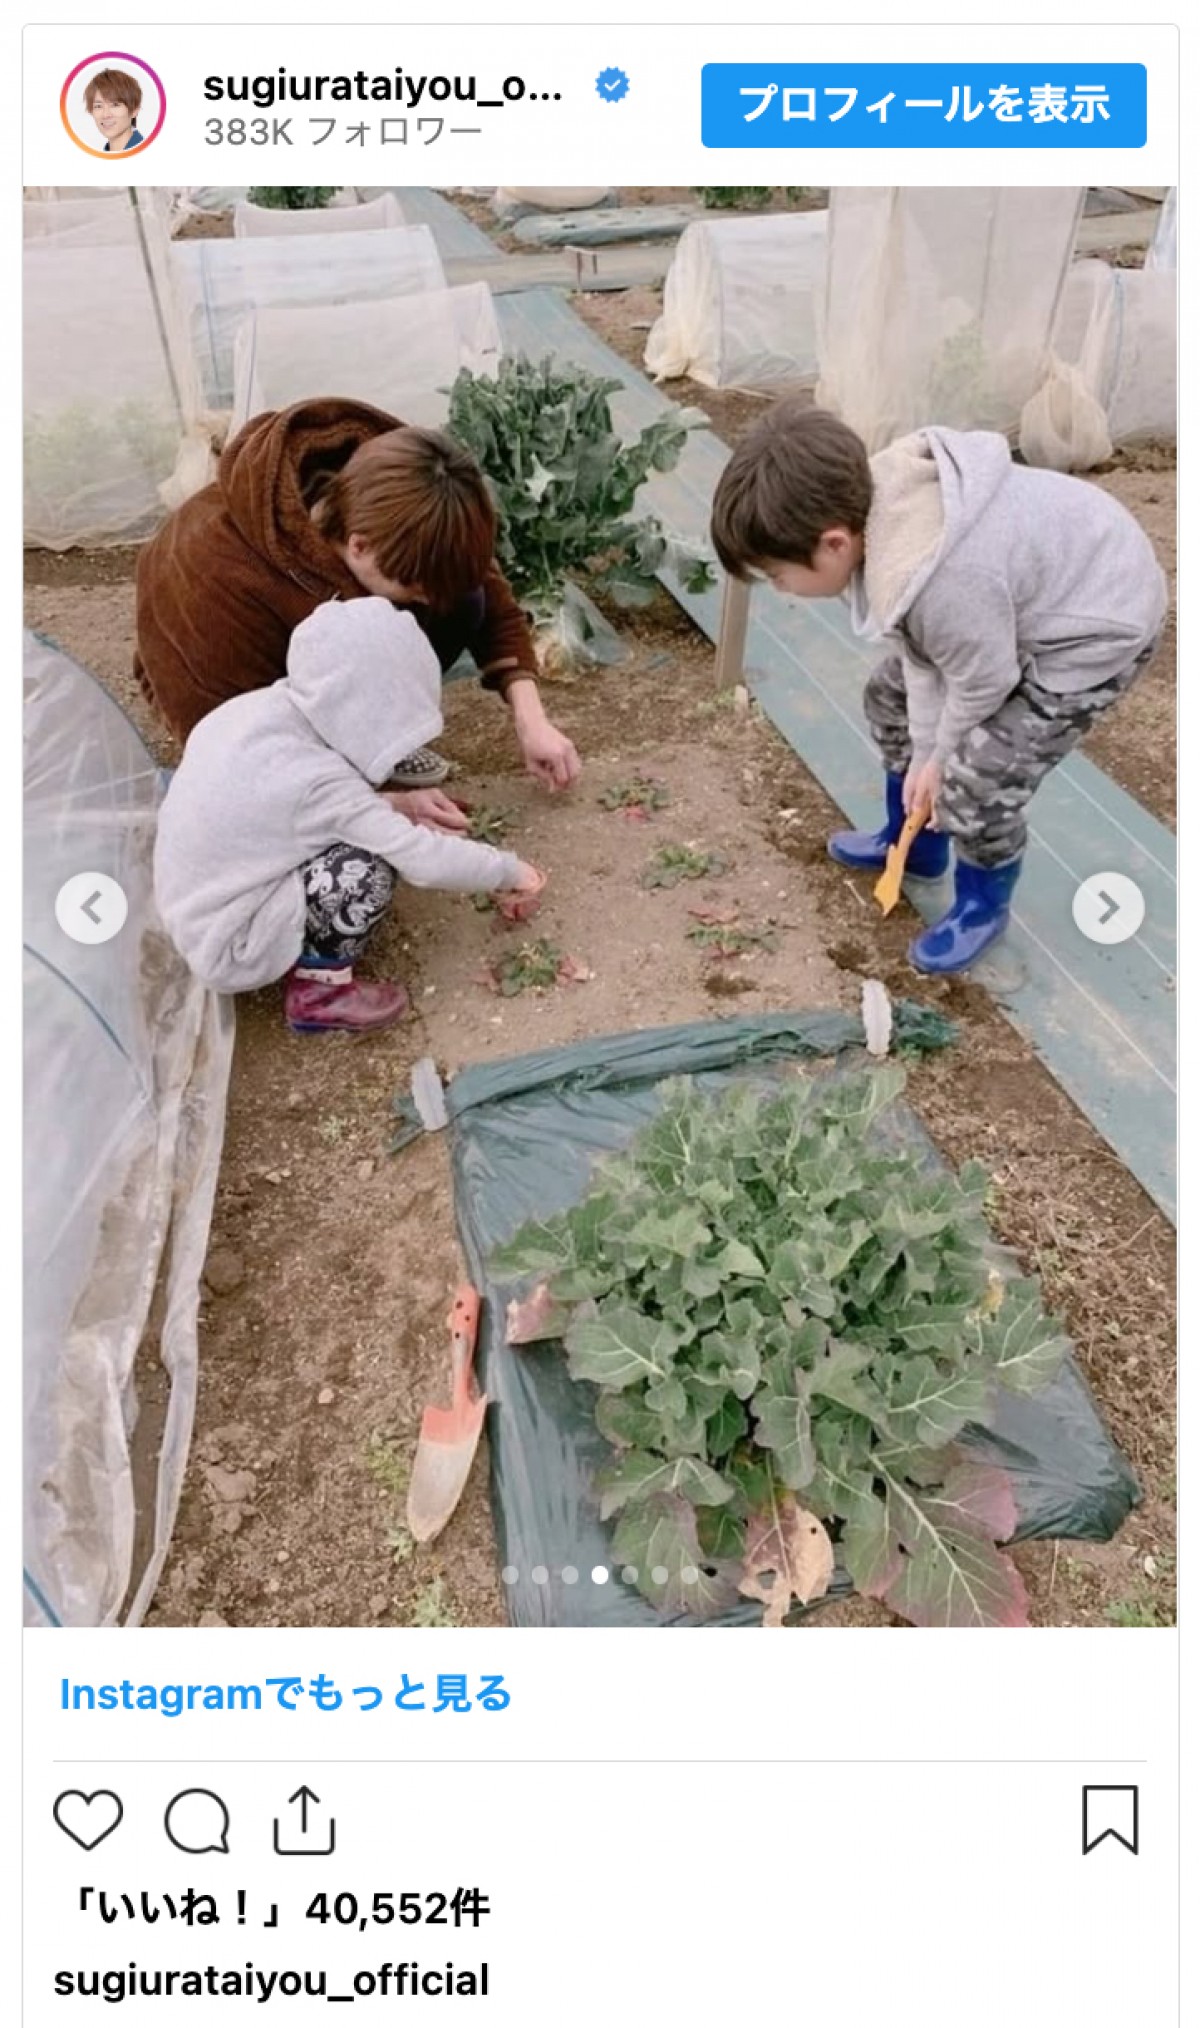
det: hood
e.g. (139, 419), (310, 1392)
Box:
(218, 396), (407, 598)
(857, 427), (1014, 634)
(285, 597), (444, 783)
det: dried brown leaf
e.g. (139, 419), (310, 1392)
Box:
(739, 1498), (834, 1627)
(505, 1283), (570, 1346)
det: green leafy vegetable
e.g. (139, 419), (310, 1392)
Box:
(693, 187), (775, 210)
(447, 358), (713, 643)
(246, 186), (338, 209)
(642, 844), (730, 889)
(465, 804), (513, 845)
(600, 776), (670, 816)
(686, 920), (778, 958)
(692, 188), (818, 212)
(482, 940), (593, 997)
(491, 1071), (1068, 1626)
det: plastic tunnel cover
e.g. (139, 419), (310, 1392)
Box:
(446, 1011), (1139, 1628)
(23, 633), (234, 1626)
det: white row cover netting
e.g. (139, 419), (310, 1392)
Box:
(816, 187), (1085, 450)
(1019, 260), (1177, 471)
(231, 280), (502, 429)
(233, 191), (405, 236)
(24, 634), (233, 1626)
(23, 191), (195, 549)
(170, 221), (448, 412)
(1146, 188), (1176, 272)
(24, 185), (128, 202)
(492, 186), (615, 220)
(645, 211), (827, 391)
(23, 197), (140, 245)
(24, 188), (514, 545)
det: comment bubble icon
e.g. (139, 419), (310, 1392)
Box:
(164, 1787), (231, 1855)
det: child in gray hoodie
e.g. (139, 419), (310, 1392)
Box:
(154, 596), (542, 1033)
(711, 404), (1167, 973)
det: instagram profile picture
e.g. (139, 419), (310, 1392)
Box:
(60, 52), (166, 160)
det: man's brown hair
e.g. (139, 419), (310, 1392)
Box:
(83, 68), (143, 116)
(313, 426), (497, 612)
(711, 402), (872, 578)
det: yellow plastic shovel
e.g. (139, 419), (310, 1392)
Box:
(874, 801), (934, 916)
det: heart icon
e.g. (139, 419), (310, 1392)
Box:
(53, 1789), (124, 1851)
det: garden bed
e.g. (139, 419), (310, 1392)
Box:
(23, 561), (1176, 1630)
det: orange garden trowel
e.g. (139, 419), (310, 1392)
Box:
(407, 1287), (487, 1543)
(874, 801), (933, 917)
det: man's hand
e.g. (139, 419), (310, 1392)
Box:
(385, 787), (471, 834)
(506, 676), (582, 792)
(903, 757), (943, 825)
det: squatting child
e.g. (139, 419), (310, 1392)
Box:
(711, 405), (1167, 973)
(154, 596), (543, 1034)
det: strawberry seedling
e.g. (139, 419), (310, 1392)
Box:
(482, 940), (593, 997)
(641, 844), (730, 890)
(599, 776), (670, 820)
(687, 919), (778, 958)
(466, 804), (513, 845)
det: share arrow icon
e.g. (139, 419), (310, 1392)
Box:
(273, 1784), (336, 1855)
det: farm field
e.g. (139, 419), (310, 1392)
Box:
(24, 183), (1177, 1631)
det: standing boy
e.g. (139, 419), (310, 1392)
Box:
(711, 405), (1166, 972)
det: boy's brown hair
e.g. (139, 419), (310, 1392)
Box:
(83, 68), (143, 116)
(311, 426), (497, 612)
(711, 402), (873, 578)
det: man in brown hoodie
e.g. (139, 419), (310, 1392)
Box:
(134, 397), (581, 793)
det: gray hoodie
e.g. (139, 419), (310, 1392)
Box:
(848, 427), (1167, 763)
(154, 597), (522, 992)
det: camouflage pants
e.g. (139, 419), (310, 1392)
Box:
(863, 645), (1155, 867)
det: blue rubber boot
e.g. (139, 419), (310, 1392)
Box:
(828, 772), (950, 878)
(908, 857), (1021, 974)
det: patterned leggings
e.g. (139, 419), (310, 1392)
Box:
(863, 644), (1155, 866)
(301, 843), (397, 963)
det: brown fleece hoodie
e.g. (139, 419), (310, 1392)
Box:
(134, 397), (536, 743)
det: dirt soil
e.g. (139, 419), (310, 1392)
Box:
(25, 561), (1176, 1632)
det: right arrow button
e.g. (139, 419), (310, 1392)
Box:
(1072, 872), (1146, 946)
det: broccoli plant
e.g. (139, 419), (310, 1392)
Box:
(694, 187), (817, 211)
(447, 358), (713, 662)
(693, 187), (775, 210)
(246, 186), (339, 209)
(491, 1069), (1069, 1627)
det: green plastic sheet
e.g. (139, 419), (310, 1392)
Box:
(446, 1010), (1139, 1627)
